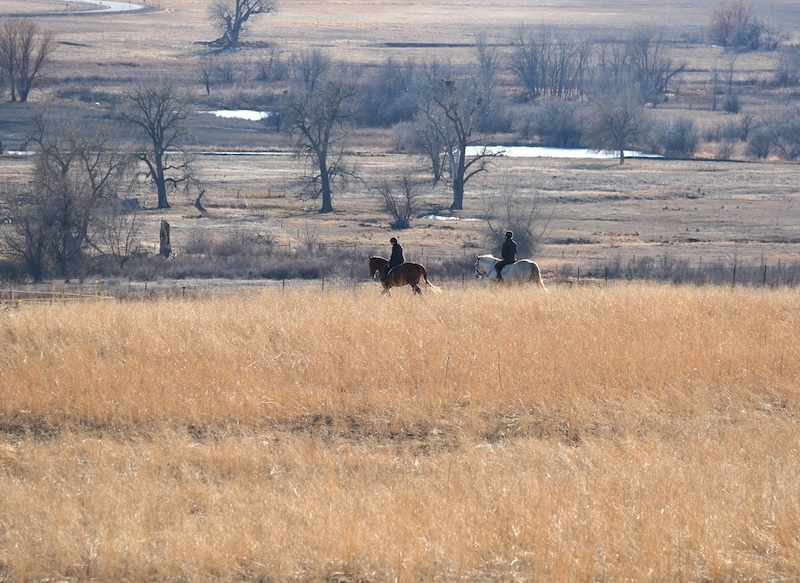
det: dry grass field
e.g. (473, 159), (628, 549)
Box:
(3, 0), (800, 580)
(2, 284), (800, 581)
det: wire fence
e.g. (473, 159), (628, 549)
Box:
(3, 259), (799, 305)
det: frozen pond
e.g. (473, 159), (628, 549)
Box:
(204, 110), (273, 121)
(467, 145), (662, 159)
(70, 0), (149, 12)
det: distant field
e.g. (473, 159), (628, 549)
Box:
(0, 0), (798, 278)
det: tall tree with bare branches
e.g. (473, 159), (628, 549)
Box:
(119, 83), (198, 209)
(209, 0), (275, 49)
(0, 18), (56, 102)
(281, 51), (358, 213)
(422, 75), (493, 211)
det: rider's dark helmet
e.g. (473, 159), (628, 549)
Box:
(390, 237), (398, 244)
(505, 231), (513, 238)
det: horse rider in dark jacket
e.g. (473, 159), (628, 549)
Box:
(495, 231), (517, 281)
(383, 236), (405, 280)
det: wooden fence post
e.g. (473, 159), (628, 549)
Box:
(159, 220), (171, 257)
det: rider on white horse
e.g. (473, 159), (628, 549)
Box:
(495, 231), (517, 281)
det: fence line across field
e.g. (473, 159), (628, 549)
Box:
(3, 258), (799, 304)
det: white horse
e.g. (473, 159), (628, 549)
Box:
(475, 254), (546, 288)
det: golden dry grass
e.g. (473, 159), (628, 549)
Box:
(2, 283), (800, 581)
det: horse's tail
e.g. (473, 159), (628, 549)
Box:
(531, 262), (547, 290)
(421, 266), (442, 294)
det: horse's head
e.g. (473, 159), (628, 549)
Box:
(475, 254), (493, 278)
(369, 255), (388, 278)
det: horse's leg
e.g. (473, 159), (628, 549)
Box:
(530, 263), (546, 289)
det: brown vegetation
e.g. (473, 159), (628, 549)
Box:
(2, 1), (800, 579)
(2, 284), (800, 580)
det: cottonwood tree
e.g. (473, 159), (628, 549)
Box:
(422, 75), (493, 210)
(584, 87), (652, 164)
(281, 50), (358, 213)
(119, 83), (198, 209)
(209, 0), (275, 49)
(0, 18), (56, 103)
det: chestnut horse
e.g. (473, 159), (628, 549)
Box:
(368, 256), (441, 295)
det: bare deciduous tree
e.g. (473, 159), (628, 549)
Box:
(3, 186), (50, 282)
(510, 26), (593, 101)
(626, 27), (686, 105)
(585, 87), (652, 164)
(395, 117), (446, 185)
(0, 18), (56, 103)
(481, 175), (551, 258)
(422, 75), (494, 211)
(119, 83), (198, 209)
(282, 51), (358, 213)
(95, 199), (141, 269)
(209, 0), (275, 49)
(377, 174), (419, 230)
(3, 114), (131, 280)
(708, 0), (763, 49)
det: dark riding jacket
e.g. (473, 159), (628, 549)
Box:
(501, 239), (517, 262)
(388, 243), (405, 269)
(495, 238), (517, 278)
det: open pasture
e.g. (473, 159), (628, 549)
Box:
(2, 284), (800, 580)
(3, 0), (800, 579)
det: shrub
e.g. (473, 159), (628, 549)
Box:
(655, 117), (699, 159)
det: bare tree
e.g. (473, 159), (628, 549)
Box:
(119, 82), (198, 209)
(94, 199), (141, 269)
(708, 0), (763, 49)
(584, 87), (652, 164)
(3, 186), (50, 282)
(775, 47), (800, 87)
(0, 18), (56, 103)
(627, 27), (686, 105)
(377, 174), (419, 229)
(396, 117), (446, 185)
(209, 0), (275, 49)
(481, 175), (550, 258)
(474, 32), (503, 131)
(3, 114), (130, 280)
(510, 26), (593, 101)
(422, 75), (494, 210)
(282, 51), (358, 213)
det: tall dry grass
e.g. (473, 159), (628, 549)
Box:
(1, 283), (799, 581)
